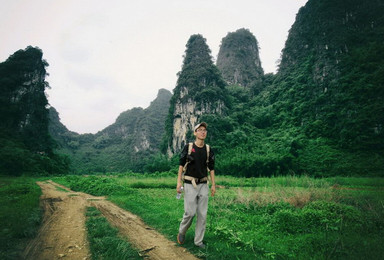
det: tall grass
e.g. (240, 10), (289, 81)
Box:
(0, 176), (42, 260)
(231, 186), (340, 208)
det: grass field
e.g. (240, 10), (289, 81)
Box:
(0, 176), (42, 259)
(53, 173), (384, 259)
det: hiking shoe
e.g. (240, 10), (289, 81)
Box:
(196, 243), (206, 249)
(177, 233), (185, 244)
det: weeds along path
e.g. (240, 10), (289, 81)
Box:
(24, 180), (198, 260)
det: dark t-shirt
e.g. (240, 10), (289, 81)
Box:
(179, 143), (215, 179)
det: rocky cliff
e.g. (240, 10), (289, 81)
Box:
(0, 46), (52, 153)
(216, 28), (264, 92)
(0, 46), (69, 175)
(165, 34), (228, 155)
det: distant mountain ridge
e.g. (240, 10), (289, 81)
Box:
(49, 88), (172, 173)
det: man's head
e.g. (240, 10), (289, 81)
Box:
(194, 122), (207, 140)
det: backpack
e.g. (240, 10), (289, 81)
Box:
(182, 142), (210, 174)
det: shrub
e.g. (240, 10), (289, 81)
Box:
(271, 209), (303, 233)
(62, 175), (126, 196)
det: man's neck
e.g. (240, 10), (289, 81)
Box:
(194, 139), (205, 148)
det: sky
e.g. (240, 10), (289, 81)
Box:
(0, 0), (308, 134)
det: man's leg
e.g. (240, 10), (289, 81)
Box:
(179, 184), (197, 236)
(194, 183), (209, 246)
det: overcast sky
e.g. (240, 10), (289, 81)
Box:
(1, 0), (307, 134)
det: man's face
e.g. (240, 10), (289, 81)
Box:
(194, 126), (207, 140)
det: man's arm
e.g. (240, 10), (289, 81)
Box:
(176, 145), (188, 193)
(210, 170), (216, 196)
(176, 165), (184, 193)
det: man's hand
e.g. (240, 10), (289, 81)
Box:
(177, 182), (183, 193)
(211, 185), (216, 197)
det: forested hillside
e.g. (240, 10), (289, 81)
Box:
(276, 0), (384, 152)
(210, 0), (384, 177)
(0, 46), (69, 175)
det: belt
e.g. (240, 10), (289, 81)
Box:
(183, 176), (208, 188)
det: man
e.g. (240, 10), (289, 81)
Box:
(176, 122), (216, 249)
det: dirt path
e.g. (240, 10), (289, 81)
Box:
(23, 180), (198, 260)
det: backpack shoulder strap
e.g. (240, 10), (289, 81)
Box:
(183, 143), (194, 174)
(206, 144), (210, 164)
(206, 144), (211, 183)
(188, 142), (193, 155)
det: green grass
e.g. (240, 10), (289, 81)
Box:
(1, 173), (382, 259)
(53, 174), (384, 259)
(54, 186), (69, 192)
(85, 207), (142, 259)
(0, 176), (42, 260)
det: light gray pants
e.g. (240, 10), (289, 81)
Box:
(178, 183), (209, 246)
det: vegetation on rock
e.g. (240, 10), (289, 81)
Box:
(217, 28), (264, 93)
(0, 46), (69, 175)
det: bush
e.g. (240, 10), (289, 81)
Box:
(303, 201), (362, 230)
(271, 209), (303, 233)
(63, 175), (126, 196)
(269, 200), (363, 234)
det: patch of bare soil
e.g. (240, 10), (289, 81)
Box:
(23, 180), (198, 260)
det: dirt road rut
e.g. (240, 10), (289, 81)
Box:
(23, 180), (198, 260)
